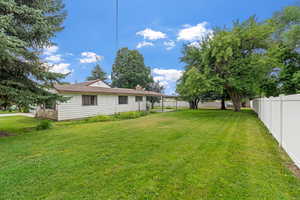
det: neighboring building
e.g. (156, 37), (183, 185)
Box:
(36, 80), (163, 121)
(154, 96), (190, 108)
(154, 96), (232, 109)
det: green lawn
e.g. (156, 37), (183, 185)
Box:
(0, 110), (18, 114)
(1, 110), (300, 200)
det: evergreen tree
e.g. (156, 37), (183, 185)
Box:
(87, 64), (107, 81)
(0, 0), (67, 109)
(111, 48), (153, 89)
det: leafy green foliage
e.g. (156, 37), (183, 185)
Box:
(177, 67), (211, 109)
(260, 6), (300, 96)
(181, 17), (274, 111)
(146, 81), (164, 109)
(260, 74), (280, 97)
(111, 48), (153, 89)
(0, 0), (67, 108)
(260, 44), (300, 96)
(63, 111), (150, 124)
(113, 111), (148, 120)
(36, 120), (52, 130)
(86, 115), (114, 122)
(86, 64), (107, 81)
(271, 6), (300, 49)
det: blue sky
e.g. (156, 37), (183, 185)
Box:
(44, 0), (296, 94)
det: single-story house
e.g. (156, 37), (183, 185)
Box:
(36, 80), (164, 121)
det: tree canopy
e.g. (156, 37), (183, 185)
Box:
(180, 17), (275, 111)
(260, 6), (300, 96)
(271, 6), (300, 50)
(179, 6), (300, 111)
(111, 48), (153, 89)
(86, 64), (107, 81)
(176, 67), (211, 109)
(0, 0), (67, 109)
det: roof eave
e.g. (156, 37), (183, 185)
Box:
(56, 90), (164, 97)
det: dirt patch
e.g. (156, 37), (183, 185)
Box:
(288, 163), (300, 179)
(0, 131), (15, 137)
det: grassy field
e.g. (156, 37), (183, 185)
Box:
(0, 110), (300, 200)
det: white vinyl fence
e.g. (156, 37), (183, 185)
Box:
(251, 94), (300, 168)
(154, 100), (190, 108)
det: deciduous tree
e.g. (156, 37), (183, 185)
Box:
(111, 48), (153, 89)
(176, 67), (211, 109)
(200, 17), (273, 111)
(261, 6), (300, 96)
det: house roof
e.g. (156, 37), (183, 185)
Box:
(54, 84), (164, 97)
(72, 80), (102, 86)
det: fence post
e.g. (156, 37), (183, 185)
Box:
(258, 98), (261, 119)
(270, 97), (272, 133)
(161, 96), (164, 112)
(279, 95), (283, 147)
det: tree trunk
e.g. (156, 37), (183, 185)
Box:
(189, 99), (199, 110)
(221, 97), (226, 110)
(226, 87), (241, 112)
(151, 102), (155, 109)
(195, 98), (200, 109)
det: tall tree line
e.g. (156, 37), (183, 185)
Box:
(177, 5), (300, 111)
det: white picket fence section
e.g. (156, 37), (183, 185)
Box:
(251, 94), (300, 168)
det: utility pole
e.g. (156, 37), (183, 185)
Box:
(115, 0), (119, 52)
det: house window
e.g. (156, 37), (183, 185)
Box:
(82, 95), (97, 106)
(135, 96), (143, 102)
(118, 96), (128, 104)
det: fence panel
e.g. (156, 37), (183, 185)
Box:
(251, 94), (300, 168)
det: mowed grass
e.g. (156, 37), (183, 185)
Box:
(1, 110), (300, 200)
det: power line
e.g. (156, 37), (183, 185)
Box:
(115, 0), (119, 52)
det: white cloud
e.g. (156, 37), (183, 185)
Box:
(49, 63), (72, 74)
(136, 28), (167, 40)
(42, 46), (72, 75)
(45, 54), (62, 63)
(159, 80), (169, 88)
(43, 45), (59, 55)
(177, 22), (213, 41)
(188, 41), (201, 48)
(153, 68), (183, 82)
(136, 41), (154, 49)
(163, 40), (176, 50)
(152, 68), (183, 94)
(80, 52), (103, 63)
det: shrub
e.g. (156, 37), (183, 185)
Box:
(140, 111), (149, 116)
(87, 115), (114, 122)
(36, 120), (52, 130)
(114, 111), (149, 120)
(165, 106), (175, 109)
